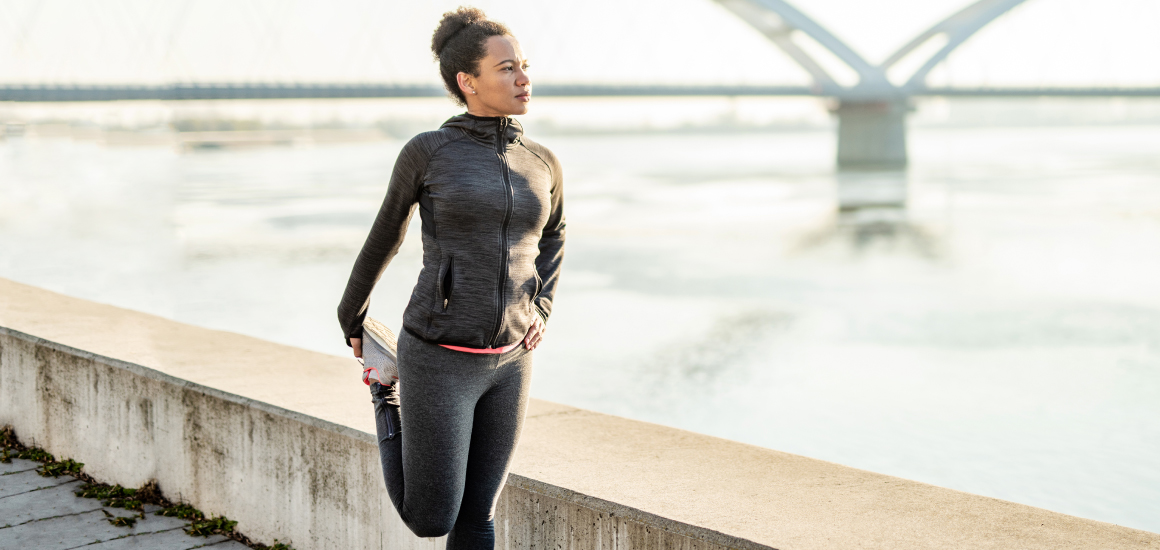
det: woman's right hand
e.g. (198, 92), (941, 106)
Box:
(351, 337), (363, 359)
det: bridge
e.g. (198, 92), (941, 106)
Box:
(2, 0), (1157, 168)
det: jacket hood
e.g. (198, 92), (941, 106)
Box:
(441, 113), (523, 149)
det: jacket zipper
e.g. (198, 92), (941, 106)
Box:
(489, 117), (515, 347)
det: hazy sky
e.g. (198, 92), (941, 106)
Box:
(1, 0), (1157, 88)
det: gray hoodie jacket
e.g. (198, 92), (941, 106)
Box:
(337, 113), (565, 349)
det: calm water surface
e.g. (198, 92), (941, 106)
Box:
(2, 123), (1158, 532)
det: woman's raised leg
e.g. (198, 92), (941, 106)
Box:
(372, 330), (497, 539)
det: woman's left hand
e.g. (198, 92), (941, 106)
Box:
(524, 315), (546, 350)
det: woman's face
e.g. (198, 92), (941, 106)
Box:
(460, 35), (531, 117)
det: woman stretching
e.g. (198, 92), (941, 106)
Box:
(336, 7), (565, 550)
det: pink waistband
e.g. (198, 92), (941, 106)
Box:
(438, 341), (521, 354)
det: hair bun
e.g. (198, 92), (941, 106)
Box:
(431, 6), (489, 58)
(430, 6), (512, 106)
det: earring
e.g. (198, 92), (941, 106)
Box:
(471, 90), (477, 94)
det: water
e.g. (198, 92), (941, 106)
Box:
(2, 122), (1158, 533)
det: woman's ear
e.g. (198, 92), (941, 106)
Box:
(456, 72), (476, 98)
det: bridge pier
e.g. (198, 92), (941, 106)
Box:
(834, 100), (910, 170)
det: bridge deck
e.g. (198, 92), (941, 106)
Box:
(1, 83), (1158, 102)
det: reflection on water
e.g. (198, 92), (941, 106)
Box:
(2, 124), (1159, 533)
(837, 170), (908, 213)
(795, 170), (941, 258)
(637, 310), (793, 384)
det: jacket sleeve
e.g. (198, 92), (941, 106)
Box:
(533, 148), (566, 323)
(336, 136), (430, 346)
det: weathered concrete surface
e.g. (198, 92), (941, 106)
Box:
(0, 457), (38, 474)
(1, 476), (96, 526)
(1, 277), (1157, 550)
(0, 457), (245, 549)
(85, 529), (241, 549)
(1, 510), (184, 549)
(0, 467), (77, 498)
(0, 332), (404, 549)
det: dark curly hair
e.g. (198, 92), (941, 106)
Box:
(431, 7), (512, 107)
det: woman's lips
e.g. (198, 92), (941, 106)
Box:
(516, 92), (531, 102)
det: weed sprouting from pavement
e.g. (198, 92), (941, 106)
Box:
(77, 483), (145, 511)
(158, 503), (204, 520)
(40, 458), (85, 477)
(107, 516), (137, 527)
(102, 509), (139, 527)
(186, 515), (239, 537)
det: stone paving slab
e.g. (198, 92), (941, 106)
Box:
(0, 457), (40, 475)
(0, 467), (76, 498)
(0, 479), (93, 527)
(83, 528), (230, 549)
(203, 540), (252, 549)
(0, 508), (188, 550)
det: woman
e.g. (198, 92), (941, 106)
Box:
(336, 6), (564, 550)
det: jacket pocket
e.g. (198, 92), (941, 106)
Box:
(434, 255), (454, 312)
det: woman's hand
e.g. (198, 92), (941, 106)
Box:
(523, 315), (545, 350)
(351, 337), (363, 359)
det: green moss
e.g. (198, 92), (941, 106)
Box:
(106, 515), (138, 528)
(157, 503), (204, 521)
(185, 515), (238, 537)
(39, 458), (84, 477)
(257, 541), (295, 550)
(17, 448), (54, 463)
(76, 483), (143, 510)
(0, 426), (18, 449)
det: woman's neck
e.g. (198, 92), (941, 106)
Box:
(466, 109), (509, 118)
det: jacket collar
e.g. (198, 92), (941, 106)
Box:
(441, 113), (523, 149)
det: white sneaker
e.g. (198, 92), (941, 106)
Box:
(360, 317), (399, 386)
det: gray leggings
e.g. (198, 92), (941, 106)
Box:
(370, 328), (533, 550)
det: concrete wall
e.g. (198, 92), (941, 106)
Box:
(0, 328), (754, 549)
(1, 330), (401, 548)
(2, 277), (1157, 550)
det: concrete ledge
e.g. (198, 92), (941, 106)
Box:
(0, 328), (748, 549)
(1, 277), (1157, 549)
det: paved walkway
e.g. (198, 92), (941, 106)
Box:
(1, 458), (248, 549)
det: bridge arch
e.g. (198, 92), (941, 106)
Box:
(714, 0), (1034, 167)
(885, 0), (1030, 91)
(714, 0), (1032, 99)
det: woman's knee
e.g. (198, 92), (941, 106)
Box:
(399, 496), (460, 538)
(404, 514), (457, 538)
